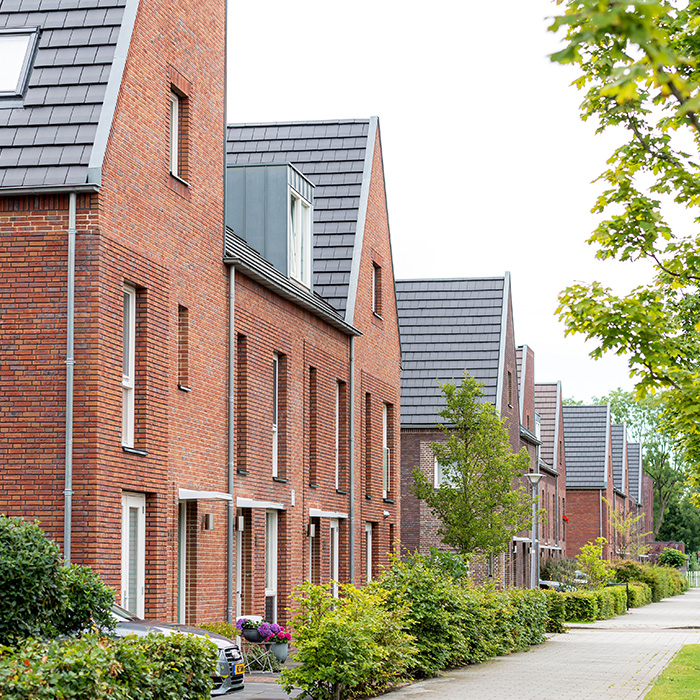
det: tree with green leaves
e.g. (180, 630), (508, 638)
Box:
(593, 388), (689, 537)
(549, 0), (700, 482)
(411, 373), (532, 556)
(658, 494), (700, 553)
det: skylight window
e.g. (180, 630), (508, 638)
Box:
(0, 29), (39, 97)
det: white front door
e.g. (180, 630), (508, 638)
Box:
(265, 510), (278, 622)
(177, 501), (186, 623)
(121, 492), (146, 617)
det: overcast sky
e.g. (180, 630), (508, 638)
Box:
(226, 0), (652, 402)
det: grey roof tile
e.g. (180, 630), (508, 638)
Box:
(628, 443), (642, 504)
(226, 119), (372, 316)
(0, 0), (126, 190)
(611, 424), (627, 494)
(563, 405), (610, 489)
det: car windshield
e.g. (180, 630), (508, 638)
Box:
(111, 604), (142, 622)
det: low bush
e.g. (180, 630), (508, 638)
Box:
(0, 515), (115, 645)
(279, 582), (416, 700)
(505, 588), (548, 650)
(563, 591), (599, 621)
(0, 633), (217, 700)
(628, 582), (652, 607)
(614, 560), (687, 601)
(542, 589), (566, 633)
(658, 548), (687, 569)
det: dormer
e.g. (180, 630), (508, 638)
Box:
(226, 164), (314, 289)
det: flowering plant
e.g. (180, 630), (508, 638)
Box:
(562, 515), (569, 523)
(235, 617), (261, 631)
(265, 622), (292, 644)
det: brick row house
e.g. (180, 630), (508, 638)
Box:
(0, 0), (400, 624)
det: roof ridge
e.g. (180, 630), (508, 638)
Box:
(227, 118), (371, 128)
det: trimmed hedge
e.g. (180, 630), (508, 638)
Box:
(563, 590), (599, 622)
(542, 589), (566, 633)
(614, 561), (688, 601)
(628, 582), (652, 607)
(0, 633), (217, 700)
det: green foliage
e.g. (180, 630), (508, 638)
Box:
(411, 373), (532, 556)
(542, 589), (566, 633)
(613, 560), (687, 600)
(0, 633), (216, 700)
(659, 495), (700, 553)
(659, 547), (687, 568)
(576, 537), (613, 589)
(0, 515), (115, 645)
(550, 0), (700, 478)
(377, 553), (548, 678)
(563, 591), (599, 622)
(628, 582), (653, 607)
(279, 582), (416, 700)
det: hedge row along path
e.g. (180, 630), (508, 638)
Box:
(381, 587), (700, 700)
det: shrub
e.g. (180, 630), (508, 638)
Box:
(613, 561), (687, 602)
(563, 591), (599, 621)
(0, 515), (115, 645)
(505, 588), (548, 650)
(0, 633), (216, 700)
(279, 582), (416, 700)
(658, 548), (686, 568)
(576, 537), (613, 589)
(628, 582), (652, 607)
(542, 589), (566, 633)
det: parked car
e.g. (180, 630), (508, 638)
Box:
(539, 579), (567, 592)
(111, 605), (245, 695)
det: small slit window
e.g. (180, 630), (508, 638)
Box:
(0, 29), (39, 97)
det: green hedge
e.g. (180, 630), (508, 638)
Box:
(542, 589), (566, 633)
(0, 633), (217, 700)
(614, 561), (688, 601)
(628, 582), (652, 607)
(563, 590), (599, 622)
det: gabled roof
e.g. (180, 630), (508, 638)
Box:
(225, 119), (376, 320)
(611, 424), (627, 496)
(395, 276), (508, 427)
(628, 442), (642, 505)
(535, 383), (559, 471)
(562, 404), (610, 489)
(0, 0), (137, 192)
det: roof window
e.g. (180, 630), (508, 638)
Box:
(0, 29), (39, 98)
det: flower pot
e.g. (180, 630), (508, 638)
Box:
(270, 642), (289, 663)
(242, 628), (264, 643)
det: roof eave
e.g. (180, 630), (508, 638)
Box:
(0, 183), (99, 196)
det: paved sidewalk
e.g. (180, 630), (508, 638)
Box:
(382, 587), (700, 700)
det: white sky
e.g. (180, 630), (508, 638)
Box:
(226, 0), (654, 403)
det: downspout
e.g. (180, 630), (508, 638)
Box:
(600, 489), (604, 540)
(63, 192), (77, 564)
(226, 265), (235, 622)
(348, 335), (356, 583)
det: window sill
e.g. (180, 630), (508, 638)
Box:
(168, 173), (191, 200)
(122, 446), (148, 456)
(309, 483), (319, 489)
(237, 469), (249, 476)
(372, 312), (383, 321)
(365, 494), (372, 500)
(170, 172), (190, 187)
(272, 476), (288, 484)
(336, 489), (348, 495)
(383, 497), (395, 505)
(178, 384), (191, 392)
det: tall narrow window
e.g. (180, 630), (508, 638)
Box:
(121, 492), (145, 617)
(265, 510), (278, 622)
(507, 371), (513, 407)
(272, 354), (279, 477)
(365, 522), (374, 582)
(434, 456), (443, 488)
(335, 381), (341, 489)
(177, 305), (189, 389)
(289, 190), (311, 286)
(382, 403), (390, 499)
(309, 367), (318, 486)
(372, 263), (382, 316)
(236, 335), (248, 473)
(122, 286), (136, 447)
(170, 91), (180, 175)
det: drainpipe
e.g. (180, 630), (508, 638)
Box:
(348, 336), (356, 583)
(600, 489), (604, 540)
(226, 265), (235, 622)
(63, 192), (77, 564)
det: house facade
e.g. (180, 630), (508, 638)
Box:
(0, 2), (400, 625)
(396, 275), (531, 586)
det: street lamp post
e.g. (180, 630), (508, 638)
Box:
(525, 472), (544, 590)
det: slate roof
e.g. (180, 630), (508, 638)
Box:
(396, 277), (506, 426)
(628, 442), (642, 504)
(0, 0), (130, 191)
(611, 424), (627, 496)
(226, 119), (373, 318)
(562, 404), (610, 489)
(535, 383), (559, 470)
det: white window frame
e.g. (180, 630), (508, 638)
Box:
(272, 354), (279, 477)
(170, 91), (179, 176)
(122, 285), (136, 448)
(289, 189), (312, 287)
(121, 492), (146, 618)
(382, 404), (390, 499)
(177, 502), (187, 623)
(434, 456), (443, 488)
(365, 522), (373, 583)
(0, 29), (38, 96)
(330, 518), (339, 598)
(265, 510), (278, 622)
